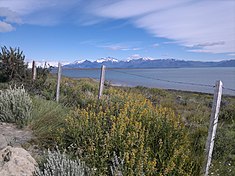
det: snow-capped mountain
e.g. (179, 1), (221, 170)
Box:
(63, 57), (235, 69)
(64, 57), (120, 68)
(96, 57), (119, 63)
(72, 60), (86, 64)
(126, 57), (154, 62)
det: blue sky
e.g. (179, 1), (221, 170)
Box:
(0, 0), (235, 63)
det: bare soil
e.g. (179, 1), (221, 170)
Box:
(0, 122), (33, 149)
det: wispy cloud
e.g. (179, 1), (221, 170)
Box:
(129, 54), (141, 59)
(100, 43), (141, 51)
(163, 41), (179, 45)
(102, 44), (128, 51)
(0, 0), (81, 28)
(1, 0), (234, 55)
(192, 41), (225, 48)
(227, 53), (235, 56)
(91, 0), (188, 19)
(88, 0), (235, 54)
(152, 43), (159, 48)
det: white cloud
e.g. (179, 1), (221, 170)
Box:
(101, 44), (141, 51)
(0, 21), (15, 32)
(0, 0), (80, 26)
(102, 44), (129, 51)
(129, 54), (140, 59)
(92, 0), (188, 19)
(89, 0), (235, 54)
(152, 43), (159, 47)
(1, 0), (234, 54)
(0, 0), (78, 15)
(133, 47), (141, 51)
(0, 7), (22, 23)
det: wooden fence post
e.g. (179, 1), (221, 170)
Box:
(204, 80), (223, 176)
(32, 61), (36, 80)
(98, 65), (106, 99)
(56, 62), (62, 103)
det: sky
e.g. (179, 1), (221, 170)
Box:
(0, 0), (235, 63)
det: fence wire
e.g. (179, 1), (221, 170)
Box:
(62, 67), (235, 93)
(108, 69), (235, 93)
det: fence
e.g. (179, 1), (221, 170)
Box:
(33, 62), (235, 176)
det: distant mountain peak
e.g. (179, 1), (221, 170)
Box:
(96, 57), (119, 63)
(141, 57), (155, 61)
(95, 57), (118, 63)
(72, 60), (86, 64)
(63, 58), (235, 69)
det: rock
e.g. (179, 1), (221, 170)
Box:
(0, 134), (8, 150)
(0, 146), (38, 176)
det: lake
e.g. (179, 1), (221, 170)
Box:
(59, 67), (235, 96)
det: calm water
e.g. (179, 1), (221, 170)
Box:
(60, 67), (235, 95)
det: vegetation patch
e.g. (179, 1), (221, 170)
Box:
(0, 47), (234, 175)
(35, 148), (91, 176)
(0, 85), (32, 127)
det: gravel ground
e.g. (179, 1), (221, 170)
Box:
(0, 122), (33, 150)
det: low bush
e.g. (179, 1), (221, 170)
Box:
(39, 77), (98, 107)
(0, 85), (32, 127)
(35, 148), (91, 176)
(59, 78), (98, 107)
(30, 97), (69, 147)
(56, 88), (198, 175)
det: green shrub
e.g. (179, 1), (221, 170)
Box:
(57, 88), (198, 175)
(30, 97), (69, 146)
(35, 76), (98, 107)
(0, 46), (29, 83)
(0, 85), (32, 127)
(35, 148), (91, 176)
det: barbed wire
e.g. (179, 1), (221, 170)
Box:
(62, 67), (235, 92)
(108, 69), (215, 88)
(223, 86), (235, 92)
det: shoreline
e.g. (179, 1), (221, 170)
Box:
(51, 67), (235, 96)
(69, 76), (235, 98)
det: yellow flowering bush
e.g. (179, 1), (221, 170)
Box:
(57, 88), (196, 175)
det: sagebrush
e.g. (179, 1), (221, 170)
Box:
(0, 85), (32, 127)
(35, 148), (91, 176)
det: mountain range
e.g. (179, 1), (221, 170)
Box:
(63, 57), (235, 69)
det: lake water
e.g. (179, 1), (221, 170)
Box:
(60, 67), (235, 96)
